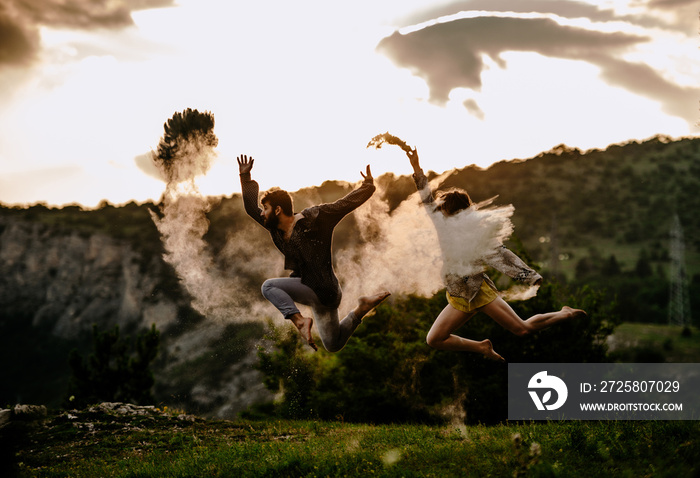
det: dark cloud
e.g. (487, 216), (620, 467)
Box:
(592, 54), (699, 127)
(377, 15), (700, 125)
(649, 0), (697, 7)
(378, 16), (645, 103)
(0, 9), (39, 66)
(0, 0), (175, 68)
(13, 0), (133, 29)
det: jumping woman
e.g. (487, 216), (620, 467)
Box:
(404, 147), (586, 362)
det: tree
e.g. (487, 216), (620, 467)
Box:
(601, 255), (621, 276)
(575, 256), (595, 281)
(65, 324), (160, 408)
(635, 248), (653, 278)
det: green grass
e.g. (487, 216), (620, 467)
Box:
(12, 406), (700, 477)
(607, 323), (700, 363)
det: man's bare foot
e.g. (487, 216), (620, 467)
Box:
(355, 291), (391, 320)
(290, 313), (317, 351)
(480, 339), (505, 362)
(562, 306), (587, 319)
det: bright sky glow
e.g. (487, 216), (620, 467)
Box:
(0, 0), (697, 207)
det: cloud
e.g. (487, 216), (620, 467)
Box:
(649, 0), (697, 7)
(591, 55), (700, 127)
(11, 1), (132, 29)
(134, 152), (166, 182)
(378, 16), (645, 103)
(401, 0), (615, 27)
(0, 0), (175, 68)
(463, 98), (485, 120)
(646, 0), (700, 31)
(0, 7), (39, 66)
(400, 0), (693, 33)
(377, 15), (700, 125)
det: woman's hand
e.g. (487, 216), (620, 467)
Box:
(406, 147), (421, 173)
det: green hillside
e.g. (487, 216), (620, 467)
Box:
(608, 323), (700, 363)
(436, 136), (700, 279)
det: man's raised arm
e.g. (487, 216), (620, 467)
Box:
(237, 155), (264, 227)
(315, 165), (376, 222)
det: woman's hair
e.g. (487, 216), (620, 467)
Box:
(434, 188), (473, 216)
(261, 188), (293, 216)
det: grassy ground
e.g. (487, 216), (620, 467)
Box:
(8, 323), (699, 477)
(9, 405), (700, 477)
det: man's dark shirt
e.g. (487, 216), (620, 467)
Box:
(240, 172), (375, 308)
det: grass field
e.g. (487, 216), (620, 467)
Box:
(9, 405), (700, 477)
(7, 322), (700, 477)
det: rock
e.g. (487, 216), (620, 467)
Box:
(89, 402), (160, 416)
(0, 219), (182, 340)
(0, 409), (10, 429)
(0, 404), (47, 475)
(11, 405), (47, 422)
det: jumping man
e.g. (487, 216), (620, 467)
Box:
(237, 155), (390, 352)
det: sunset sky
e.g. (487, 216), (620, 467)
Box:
(0, 0), (698, 207)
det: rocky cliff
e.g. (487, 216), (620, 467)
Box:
(0, 211), (272, 418)
(1, 219), (170, 337)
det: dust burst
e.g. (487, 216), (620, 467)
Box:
(149, 109), (255, 322)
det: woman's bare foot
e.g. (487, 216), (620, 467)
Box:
(290, 313), (317, 351)
(562, 306), (587, 319)
(355, 291), (391, 320)
(480, 339), (505, 362)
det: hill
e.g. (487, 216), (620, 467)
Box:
(445, 136), (700, 280)
(1, 135), (698, 417)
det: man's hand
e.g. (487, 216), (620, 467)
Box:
(360, 164), (373, 182)
(406, 147), (421, 173)
(237, 155), (254, 174)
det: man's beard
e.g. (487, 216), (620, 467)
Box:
(263, 212), (279, 229)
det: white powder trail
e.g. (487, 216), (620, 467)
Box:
(337, 171), (538, 310)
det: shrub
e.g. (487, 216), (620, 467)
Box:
(65, 324), (160, 408)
